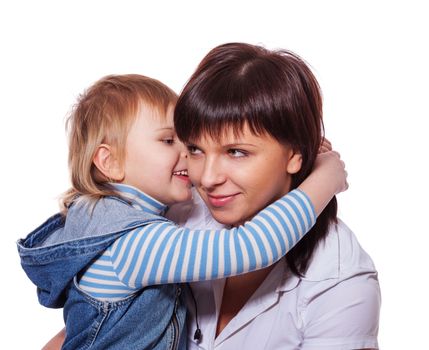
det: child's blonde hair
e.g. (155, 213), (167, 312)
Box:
(60, 74), (177, 213)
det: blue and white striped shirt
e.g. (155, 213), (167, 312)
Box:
(78, 184), (316, 301)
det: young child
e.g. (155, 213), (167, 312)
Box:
(17, 74), (347, 350)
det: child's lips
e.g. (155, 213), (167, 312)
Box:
(175, 174), (191, 184)
(173, 169), (191, 184)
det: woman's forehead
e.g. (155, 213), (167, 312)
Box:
(189, 123), (273, 146)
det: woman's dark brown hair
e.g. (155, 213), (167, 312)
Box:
(175, 42), (337, 276)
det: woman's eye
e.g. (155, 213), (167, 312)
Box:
(187, 145), (202, 155)
(228, 149), (248, 158)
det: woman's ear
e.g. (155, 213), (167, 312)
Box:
(93, 144), (124, 181)
(286, 151), (303, 174)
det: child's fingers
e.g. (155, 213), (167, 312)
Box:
(332, 151), (349, 190)
(319, 138), (332, 153)
(323, 138), (332, 147)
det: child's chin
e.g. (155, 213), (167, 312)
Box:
(173, 190), (193, 203)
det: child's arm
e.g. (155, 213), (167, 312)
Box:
(84, 150), (346, 292)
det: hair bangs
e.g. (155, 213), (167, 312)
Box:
(175, 64), (280, 144)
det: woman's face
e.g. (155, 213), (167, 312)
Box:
(187, 123), (302, 226)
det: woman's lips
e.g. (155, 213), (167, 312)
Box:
(207, 193), (239, 207)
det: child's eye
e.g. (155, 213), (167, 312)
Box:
(162, 138), (175, 145)
(187, 145), (203, 155)
(228, 149), (248, 158)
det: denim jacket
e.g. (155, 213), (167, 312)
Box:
(17, 196), (187, 350)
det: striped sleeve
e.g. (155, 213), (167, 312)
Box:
(78, 251), (136, 300)
(109, 188), (316, 288)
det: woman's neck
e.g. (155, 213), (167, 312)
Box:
(216, 263), (277, 337)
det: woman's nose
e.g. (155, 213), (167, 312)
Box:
(200, 157), (226, 189)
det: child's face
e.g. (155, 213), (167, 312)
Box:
(122, 104), (192, 205)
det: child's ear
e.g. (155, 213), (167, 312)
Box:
(93, 144), (124, 181)
(286, 151), (303, 174)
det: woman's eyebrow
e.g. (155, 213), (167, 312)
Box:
(222, 143), (258, 148)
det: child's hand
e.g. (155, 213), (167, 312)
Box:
(298, 144), (348, 216)
(313, 150), (348, 195)
(319, 138), (332, 153)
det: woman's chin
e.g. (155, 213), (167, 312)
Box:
(210, 211), (245, 227)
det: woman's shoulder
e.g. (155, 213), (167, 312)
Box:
(336, 219), (377, 275)
(292, 220), (381, 346)
(302, 218), (377, 282)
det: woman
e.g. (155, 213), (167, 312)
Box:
(173, 42), (380, 349)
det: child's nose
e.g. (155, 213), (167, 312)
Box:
(177, 142), (188, 158)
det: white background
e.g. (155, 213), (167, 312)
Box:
(1, 1), (428, 348)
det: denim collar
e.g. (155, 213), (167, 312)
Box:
(110, 183), (167, 216)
